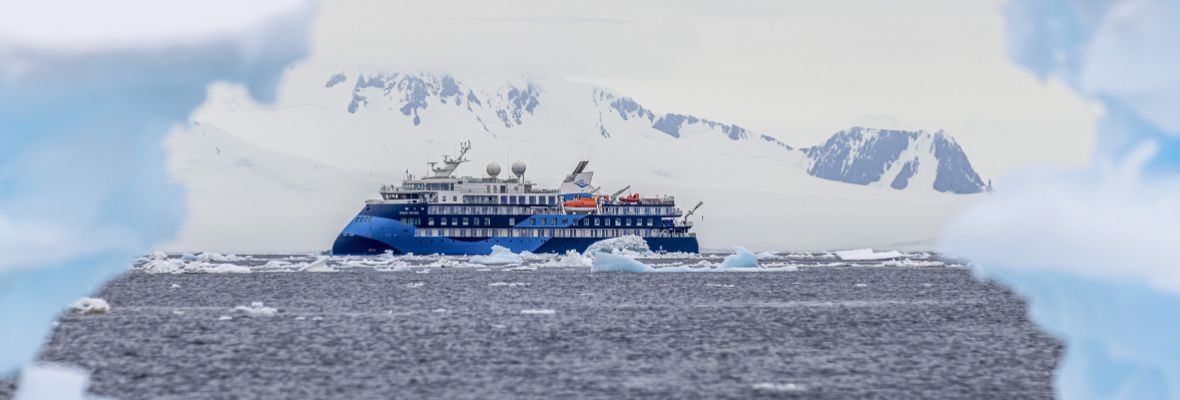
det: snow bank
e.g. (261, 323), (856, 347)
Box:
(834, 248), (902, 261)
(68, 298), (110, 315)
(14, 363), (97, 400)
(234, 302), (278, 317)
(469, 245), (524, 265)
(583, 235), (652, 256)
(0, 0), (312, 373)
(941, 1), (1180, 398)
(719, 247), (759, 268)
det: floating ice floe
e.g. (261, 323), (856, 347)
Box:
(68, 298), (109, 315)
(719, 247), (760, 269)
(755, 251), (777, 260)
(180, 252), (254, 263)
(374, 261), (414, 272)
(751, 382), (805, 393)
(878, 259), (945, 267)
(405, 282), (424, 288)
(583, 235), (653, 256)
(592, 247), (798, 273)
(233, 302), (278, 317)
(537, 250), (594, 268)
(520, 309), (556, 315)
(469, 245), (524, 265)
(834, 248), (903, 261)
(138, 253), (251, 274)
(591, 252), (653, 272)
(298, 257), (337, 272)
(489, 282), (528, 287)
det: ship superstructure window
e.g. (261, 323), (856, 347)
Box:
(529, 196), (536, 204)
(484, 217), (491, 226)
(462, 217), (469, 226)
(428, 218), (434, 226)
(509, 218), (515, 225)
(440, 218), (447, 226)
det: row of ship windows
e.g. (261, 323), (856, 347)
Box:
(426, 205), (675, 216)
(408, 217), (659, 228)
(413, 228), (691, 238)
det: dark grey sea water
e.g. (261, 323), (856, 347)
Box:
(1, 255), (1061, 399)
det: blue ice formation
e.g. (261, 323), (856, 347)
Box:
(943, 0), (1180, 398)
(0, 1), (314, 375)
(590, 252), (653, 273)
(719, 246), (759, 269)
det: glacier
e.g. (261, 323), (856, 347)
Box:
(942, 0), (1180, 398)
(0, 0), (313, 380)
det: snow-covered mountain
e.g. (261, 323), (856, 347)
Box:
(804, 127), (989, 194)
(167, 68), (987, 252)
(330, 72), (985, 194)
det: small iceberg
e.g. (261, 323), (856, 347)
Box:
(68, 298), (109, 315)
(834, 248), (903, 261)
(298, 257), (337, 272)
(469, 245), (524, 265)
(719, 246), (759, 269)
(584, 235), (652, 256)
(520, 309), (556, 315)
(590, 252), (652, 272)
(538, 250), (594, 268)
(233, 302), (278, 317)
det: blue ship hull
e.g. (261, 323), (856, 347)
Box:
(331, 204), (699, 256)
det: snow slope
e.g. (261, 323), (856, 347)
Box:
(168, 68), (981, 252)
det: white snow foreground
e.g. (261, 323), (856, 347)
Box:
(940, 1), (1180, 398)
(14, 363), (106, 400)
(834, 248), (903, 261)
(0, 0), (313, 374)
(68, 298), (110, 315)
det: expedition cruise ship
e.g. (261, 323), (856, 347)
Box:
(331, 143), (701, 255)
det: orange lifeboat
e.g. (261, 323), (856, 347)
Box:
(562, 197), (598, 210)
(619, 193), (641, 203)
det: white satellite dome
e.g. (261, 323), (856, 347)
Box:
(486, 162), (502, 177)
(511, 161), (527, 177)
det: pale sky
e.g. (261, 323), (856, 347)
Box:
(302, 0), (1098, 180)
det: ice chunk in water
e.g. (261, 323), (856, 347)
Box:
(719, 246), (759, 268)
(590, 252), (652, 273)
(835, 248), (902, 261)
(469, 245), (524, 265)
